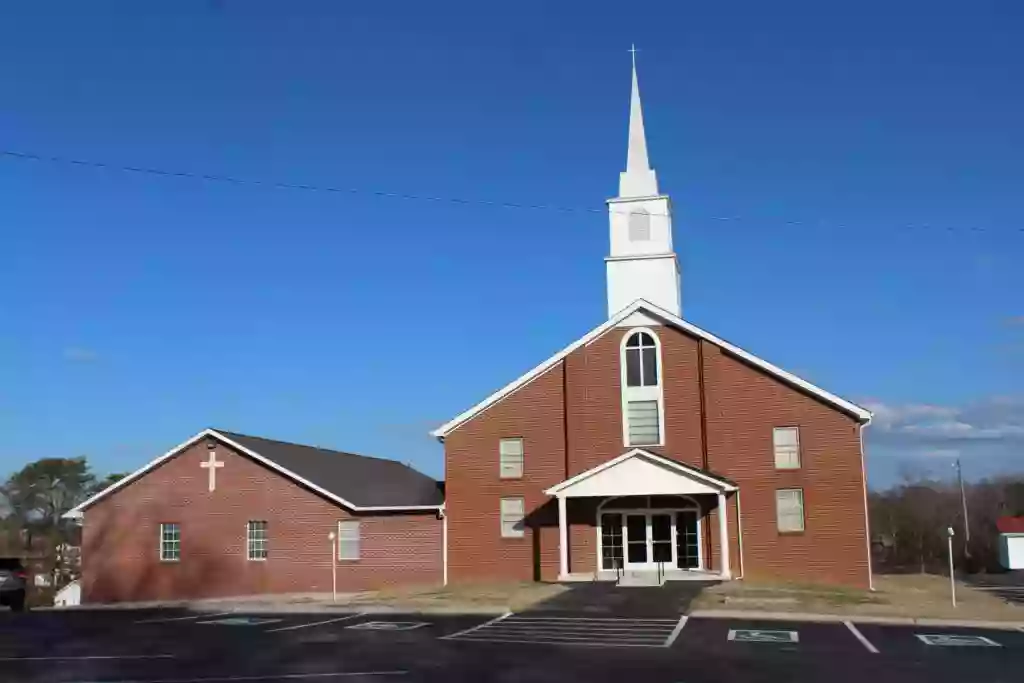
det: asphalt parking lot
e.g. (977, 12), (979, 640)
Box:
(1, 608), (1022, 683)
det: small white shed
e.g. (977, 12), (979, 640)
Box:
(997, 517), (1024, 570)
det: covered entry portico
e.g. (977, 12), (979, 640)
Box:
(545, 448), (738, 582)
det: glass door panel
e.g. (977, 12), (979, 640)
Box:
(625, 514), (648, 565)
(676, 510), (700, 569)
(600, 513), (624, 570)
(651, 513), (673, 564)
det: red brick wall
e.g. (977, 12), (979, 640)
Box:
(444, 364), (566, 582)
(444, 323), (870, 588)
(702, 342), (869, 587)
(82, 440), (441, 603)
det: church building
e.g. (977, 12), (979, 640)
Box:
(434, 59), (874, 589)
(67, 58), (873, 604)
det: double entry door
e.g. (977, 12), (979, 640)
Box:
(601, 509), (701, 571)
(624, 512), (673, 568)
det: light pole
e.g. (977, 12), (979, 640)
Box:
(947, 526), (956, 608)
(953, 459), (971, 558)
(327, 531), (337, 603)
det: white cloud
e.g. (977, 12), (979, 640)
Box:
(863, 397), (1024, 444)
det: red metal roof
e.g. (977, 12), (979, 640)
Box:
(996, 516), (1024, 533)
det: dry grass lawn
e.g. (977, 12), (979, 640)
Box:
(692, 574), (1024, 621)
(349, 581), (568, 612)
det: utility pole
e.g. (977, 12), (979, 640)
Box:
(954, 458), (971, 558)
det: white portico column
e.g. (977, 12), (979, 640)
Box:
(718, 491), (732, 579)
(558, 495), (569, 579)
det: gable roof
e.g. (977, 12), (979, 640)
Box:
(65, 428), (443, 518)
(544, 448), (738, 497)
(432, 299), (872, 438)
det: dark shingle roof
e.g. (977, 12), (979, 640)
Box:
(215, 429), (443, 509)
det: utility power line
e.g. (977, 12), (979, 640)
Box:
(2, 148), (1021, 235)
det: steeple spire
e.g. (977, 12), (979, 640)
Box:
(606, 47), (680, 317)
(619, 46), (659, 198)
(626, 44), (650, 173)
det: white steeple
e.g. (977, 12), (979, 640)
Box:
(606, 48), (681, 318)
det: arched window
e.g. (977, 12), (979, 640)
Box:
(620, 329), (664, 446)
(624, 331), (658, 387)
(628, 207), (651, 241)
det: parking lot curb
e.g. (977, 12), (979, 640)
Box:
(689, 609), (1024, 631)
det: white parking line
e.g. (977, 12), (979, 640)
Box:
(439, 612), (512, 639)
(0, 654), (175, 661)
(664, 615), (689, 647)
(265, 612), (366, 633)
(449, 634), (670, 648)
(445, 614), (680, 647)
(69, 672), (407, 683)
(844, 621), (879, 653)
(135, 611), (234, 624)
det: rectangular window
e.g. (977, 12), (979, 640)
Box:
(500, 497), (525, 538)
(776, 489), (805, 533)
(247, 520), (268, 561)
(499, 438), (524, 479)
(159, 523), (180, 562)
(627, 400), (660, 445)
(337, 521), (360, 560)
(773, 427), (801, 469)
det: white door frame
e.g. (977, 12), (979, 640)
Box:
(596, 496), (703, 573)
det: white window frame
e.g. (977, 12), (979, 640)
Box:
(499, 437), (524, 479)
(159, 522), (180, 562)
(246, 520), (268, 561)
(773, 426), (801, 470)
(619, 328), (665, 447)
(337, 521), (361, 561)
(500, 497), (526, 539)
(776, 489), (805, 533)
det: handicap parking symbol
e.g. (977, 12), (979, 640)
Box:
(728, 629), (799, 643)
(197, 617), (284, 626)
(915, 634), (1001, 647)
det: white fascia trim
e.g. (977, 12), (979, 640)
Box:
(544, 448), (737, 497)
(606, 194), (670, 204)
(64, 428), (443, 517)
(604, 253), (678, 263)
(432, 299), (872, 438)
(431, 303), (646, 438)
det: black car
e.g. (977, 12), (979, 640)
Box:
(0, 558), (27, 612)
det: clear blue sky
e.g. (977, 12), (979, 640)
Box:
(2, 1), (1022, 488)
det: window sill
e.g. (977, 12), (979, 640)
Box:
(247, 558), (268, 562)
(777, 530), (806, 537)
(774, 467), (802, 472)
(338, 558), (361, 562)
(159, 558), (180, 563)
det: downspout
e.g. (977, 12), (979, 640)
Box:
(696, 340), (713, 564)
(441, 505), (448, 587)
(859, 421), (875, 591)
(562, 359), (570, 480)
(735, 490), (745, 580)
